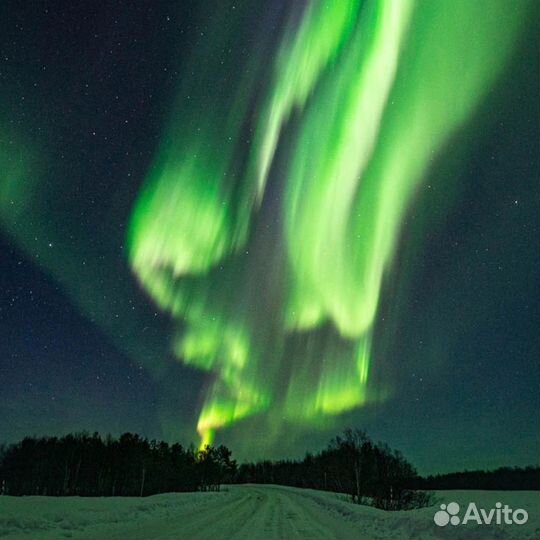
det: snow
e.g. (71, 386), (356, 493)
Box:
(0, 485), (538, 539)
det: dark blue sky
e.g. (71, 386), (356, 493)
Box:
(0, 1), (538, 474)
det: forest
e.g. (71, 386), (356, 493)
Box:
(1, 429), (537, 510)
(0, 432), (236, 497)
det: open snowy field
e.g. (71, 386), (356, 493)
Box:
(0, 485), (538, 540)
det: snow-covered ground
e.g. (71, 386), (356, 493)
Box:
(0, 485), (538, 539)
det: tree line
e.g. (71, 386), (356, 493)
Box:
(1, 429), (537, 506)
(0, 432), (236, 496)
(410, 466), (540, 491)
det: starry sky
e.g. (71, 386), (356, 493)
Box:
(0, 0), (539, 475)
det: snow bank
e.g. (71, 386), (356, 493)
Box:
(0, 490), (233, 539)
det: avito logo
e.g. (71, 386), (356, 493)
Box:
(434, 502), (528, 527)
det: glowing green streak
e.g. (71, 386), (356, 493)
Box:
(284, 337), (372, 421)
(285, 0), (414, 337)
(128, 2), (274, 280)
(248, 1), (361, 197)
(281, 0), (530, 419)
(128, 0), (531, 445)
(130, 157), (231, 276)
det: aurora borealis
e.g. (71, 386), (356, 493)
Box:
(128, 0), (534, 447)
(1, 0), (539, 473)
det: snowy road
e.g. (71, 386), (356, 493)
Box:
(79, 485), (362, 540)
(1, 485), (538, 540)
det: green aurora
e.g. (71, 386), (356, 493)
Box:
(127, 0), (533, 447)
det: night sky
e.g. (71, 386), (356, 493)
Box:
(1, 0), (538, 475)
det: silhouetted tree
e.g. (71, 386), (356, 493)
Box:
(237, 428), (432, 510)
